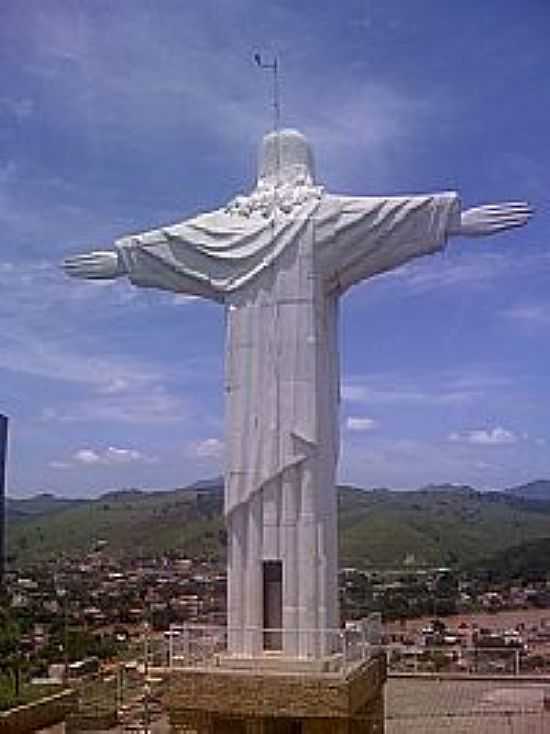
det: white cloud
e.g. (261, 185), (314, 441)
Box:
(342, 369), (518, 411)
(70, 446), (154, 466)
(172, 294), (200, 306)
(448, 427), (518, 446)
(74, 448), (102, 464)
(4, 4), (548, 497)
(2, 2), (437, 199)
(48, 460), (71, 470)
(382, 251), (550, 295)
(474, 460), (495, 471)
(340, 436), (485, 490)
(97, 378), (130, 395)
(103, 447), (144, 463)
(339, 433), (533, 492)
(501, 304), (550, 325)
(189, 438), (224, 460)
(342, 380), (477, 407)
(44, 386), (186, 425)
(346, 416), (378, 432)
(0, 96), (34, 121)
(0, 261), (161, 389)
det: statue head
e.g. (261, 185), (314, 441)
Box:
(258, 129), (316, 186)
(226, 128), (322, 218)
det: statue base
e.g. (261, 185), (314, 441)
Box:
(168, 653), (386, 733)
(216, 651), (345, 674)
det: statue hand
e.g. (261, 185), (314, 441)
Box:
(63, 250), (127, 280)
(453, 202), (533, 237)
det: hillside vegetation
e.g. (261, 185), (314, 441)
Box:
(7, 481), (550, 569)
(8, 487), (224, 565)
(338, 484), (550, 567)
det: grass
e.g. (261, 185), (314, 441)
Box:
(0, 677), (63, 713)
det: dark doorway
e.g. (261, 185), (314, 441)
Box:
(213, 717), (302, 734)
(263, 560), (282, 650)
(264, 719), (303, 734)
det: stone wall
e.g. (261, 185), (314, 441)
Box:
(171, 706), (384, 734)
(169, 655), (386, 734)
(0, 690), (76, 734)
(36, 724), (65, 734)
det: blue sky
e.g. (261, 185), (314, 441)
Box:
(1, 0), (549, 497)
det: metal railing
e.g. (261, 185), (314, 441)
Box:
(386, 644), (528, 676)
(150, 624), (547, 681)
(163, 623), (379, 676)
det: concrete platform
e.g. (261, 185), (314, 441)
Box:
(215, 652), (345, 674)
(168, 653), (386, 733)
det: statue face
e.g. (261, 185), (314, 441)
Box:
(258, 129), (316, 186)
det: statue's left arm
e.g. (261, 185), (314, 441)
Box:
(447, 201), (532, 238)
(320, 193), (532, 293)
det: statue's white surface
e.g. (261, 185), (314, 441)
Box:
(64, 129), (532, 658)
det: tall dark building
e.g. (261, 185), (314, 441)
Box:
(0, 414), (7, 585)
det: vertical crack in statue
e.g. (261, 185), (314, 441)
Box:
(64, 129), (532, 659)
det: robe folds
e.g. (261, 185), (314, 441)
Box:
(115, 192), (460, 517)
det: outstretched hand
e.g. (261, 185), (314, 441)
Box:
(63, 250), (126, 280)
(452, 202), (533, 238)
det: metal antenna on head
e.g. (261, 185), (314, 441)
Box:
(254, 53), (281, 185)
(254, 53), (280, 134)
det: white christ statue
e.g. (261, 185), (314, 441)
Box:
(64, 129), (531, 659)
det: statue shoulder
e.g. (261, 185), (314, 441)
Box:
(317, 193), (385, 219)
(148, 207), (260, 244)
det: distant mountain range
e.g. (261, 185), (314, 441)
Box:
(6, 493), (88, 523)
(504, 479), (550, 501)
(5, 479), (550, 570)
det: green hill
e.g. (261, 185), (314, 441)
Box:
(6, 493), (87, 522)
(7, 481), (550, 569)
(7, 486), (225, 565)
(338, 485), (550, 567)
(464, 537), (550, 583)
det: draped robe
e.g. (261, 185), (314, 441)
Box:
(115, 190), (460, 654)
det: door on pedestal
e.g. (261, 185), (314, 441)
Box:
(264, 719), (303, 734)
(263, 560), (282, 650)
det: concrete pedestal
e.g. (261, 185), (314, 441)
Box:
(168, 654), (386, 734)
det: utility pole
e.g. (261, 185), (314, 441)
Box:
(144, 681), (151, 734)
(55, 578), (69, 683)
(143, 620), (150, 677)
(63, 591), (69, 683)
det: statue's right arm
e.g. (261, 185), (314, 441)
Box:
(62, 249), (128, 280)
(62, 223), (224, 302)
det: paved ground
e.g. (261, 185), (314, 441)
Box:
(75, 673), (550, 733)
(386, 678), (550, 733)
